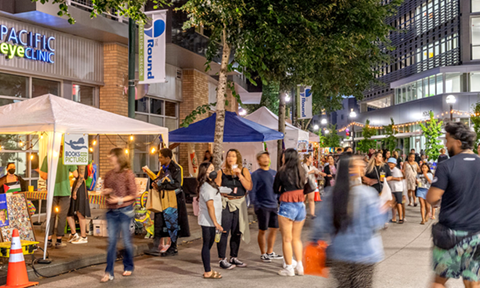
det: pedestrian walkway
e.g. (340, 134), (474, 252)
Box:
(37, 205), (466, 288)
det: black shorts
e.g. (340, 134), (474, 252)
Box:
(392, 192), (403, 204)
(255, 207), (279, 231)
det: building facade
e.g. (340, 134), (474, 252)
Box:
(349, 0), (480, 153)
(0, 0), (256, 188)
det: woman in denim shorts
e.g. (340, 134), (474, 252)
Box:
(273, 148), (306, 277)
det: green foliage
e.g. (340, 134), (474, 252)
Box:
(382, 118), (397, 153)
(357, 120), (377, 153)
(244, 82), (280, 115)
(319, 124), (341, 148)
(419, 111), (443, 161)
(32, 0), (169, 24)
(471, 101), (480, 154)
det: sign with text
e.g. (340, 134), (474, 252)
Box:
(63, 134), (88, 165)
(298, 86), (313, 119)
(0, 194), (8, 227)
(139, 10), (167, 84)
(0, 25), (55, 63)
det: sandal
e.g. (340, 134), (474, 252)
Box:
(100, 274), (114, 283)
(123, 271), (133, 277)
(204, 271), (222, 279)
(398, 219), (404, 224)
(389, 219), (397, 223)
(420, 220), (425, 225)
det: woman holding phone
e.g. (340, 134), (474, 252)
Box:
(215, 149), (252, 270)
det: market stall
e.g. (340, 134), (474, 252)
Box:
(0, 94), (168, 259)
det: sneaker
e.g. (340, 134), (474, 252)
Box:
(55, 241), (67, 248)
(278, 266), (295, 277)
(68, 233), (79, 243)
(47, 241), (53, 248)
(261, 254), (272, 263)
(230, 257), (247, 268)
(267, 252), (284, 260)
(283, 259), (297, 269)
(71, 237), (88, 244)
(295, 262), (304, 276)
(160, 246), (178, 257)
(219, 258), (236, 270)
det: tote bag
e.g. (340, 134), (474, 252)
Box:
(379, 178), (392, 206)
(146, 189), (162, 213)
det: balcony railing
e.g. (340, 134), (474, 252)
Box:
(68, 0), (128, 24)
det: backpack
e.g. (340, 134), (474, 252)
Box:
(86, 161), (97, 191)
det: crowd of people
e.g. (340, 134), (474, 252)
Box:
(91, 121), (480, 288)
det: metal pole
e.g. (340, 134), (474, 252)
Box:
(128, 18), (136, 119)
(352, 125), (355, 154)
(292, 87), (296, 126)
(450, 104), (453, 121)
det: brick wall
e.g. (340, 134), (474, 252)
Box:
(98, 43), (128, 177)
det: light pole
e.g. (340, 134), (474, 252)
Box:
(446, 95), (456, 122)
(349, 109), (357, 153)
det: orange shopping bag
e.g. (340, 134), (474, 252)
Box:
(303, 240), (329, 277)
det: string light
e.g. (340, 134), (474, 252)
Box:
(30, 154), (34, 160)
(125, 148), (129, 154)
(40, 134), (43, 140)
(129, 135), (134, 141)
(19, 141), (23, 147)
(151, 147), (156, 154)
(92, 140), (97, 146)
(89, 147), (94, 152)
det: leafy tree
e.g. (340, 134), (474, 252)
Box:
(357, 120), (377, 153)
(419, 111), (443, 161)
(382, 118), (397, 153)
(31, 0), (167, 23)
(319, 124), (341, 148)
(244, 82), (280, 115)
(471, 101), (480, 154)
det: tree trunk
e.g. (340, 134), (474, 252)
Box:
(212, 29), (231, 171)
(277, 91), (286, 170)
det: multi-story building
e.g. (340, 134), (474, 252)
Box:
(0, 0), (259, 185)
(347, 0), (479, 153)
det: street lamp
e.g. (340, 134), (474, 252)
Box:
(321, 118), (327, 125)
(446, 95), (456, 121)
(239, 108), (247, 116)
(313, 124), (319, 131)
(285, 94), (291, 103)
(325, 129), (330, 134)
(349, 109), (357, 153)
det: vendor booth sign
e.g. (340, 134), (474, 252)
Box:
(63, 134), (88, 165)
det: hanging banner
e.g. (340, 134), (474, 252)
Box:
(139, 10), (167, 84)
(297, 86), (313, 119)
(63, 134), (89, 165)
(188, 144), (198, 177)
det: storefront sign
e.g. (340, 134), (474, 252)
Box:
(63, 134), (88, 165)
(298, 86), (313, 119)
(0, 25), (55, 63)
(138, 10), (167, 84)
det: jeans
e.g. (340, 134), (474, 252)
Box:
(201, 226), (216, 272)
(105, 206), (134, 276)
(217, 207), (241, 259)
(48, 196), (71, 237)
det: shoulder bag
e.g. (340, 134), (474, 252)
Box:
(432, 222), (475, 250)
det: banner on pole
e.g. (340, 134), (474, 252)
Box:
(298, 86), (313, 119)
(139, 10), (167, 84)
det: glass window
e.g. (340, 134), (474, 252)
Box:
(0, 153), (27, 178)
(445, 73), (461, 92)
(133, 153), (147, 177)
(402, 86), (407, 102)
(0, 98), (21, 107)
(149, 116), (163, 126)
(135, 98), (149, 113)
(416, 80), (423, 99)
(436, 74), (443, 94)
(471, 72), (480, 92)
(474, 0), (480, 12)
(0, 73), (28, 98)
(72, 85), (94, 106)
(411, 82), (417, 101)
(428, 76), (436, 96)
(32, 78), (60, 97)
(423, 79), (428, 98)
(135, 113), (148, 122)
(150, 99), (163, 115)
(165, 118), (178, 131)
(165, 101), (177, 117)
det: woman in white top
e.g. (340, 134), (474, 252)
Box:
(302, 154), (325, 217)
(197, 162), (223, 279)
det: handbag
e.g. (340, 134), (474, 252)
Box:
(303, 241), (329, 277)
(432, 222), (474, 250)
(146, 189), (163, 213)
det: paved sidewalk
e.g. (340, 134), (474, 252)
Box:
(37, 205), (467, 288)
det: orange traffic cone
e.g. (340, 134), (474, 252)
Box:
(0, 229), (38, 288)
(314, 191), (322, 202)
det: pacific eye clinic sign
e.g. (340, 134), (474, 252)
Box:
(0, 25), (55, 63)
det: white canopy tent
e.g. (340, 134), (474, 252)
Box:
(0, 94), (168, 259)
(224, 107), (311, 171)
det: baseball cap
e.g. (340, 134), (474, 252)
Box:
(256, 151), (270, 159)
(387, 158), (397, 165)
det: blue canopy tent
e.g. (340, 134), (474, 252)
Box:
(169, 111), (284, 143)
